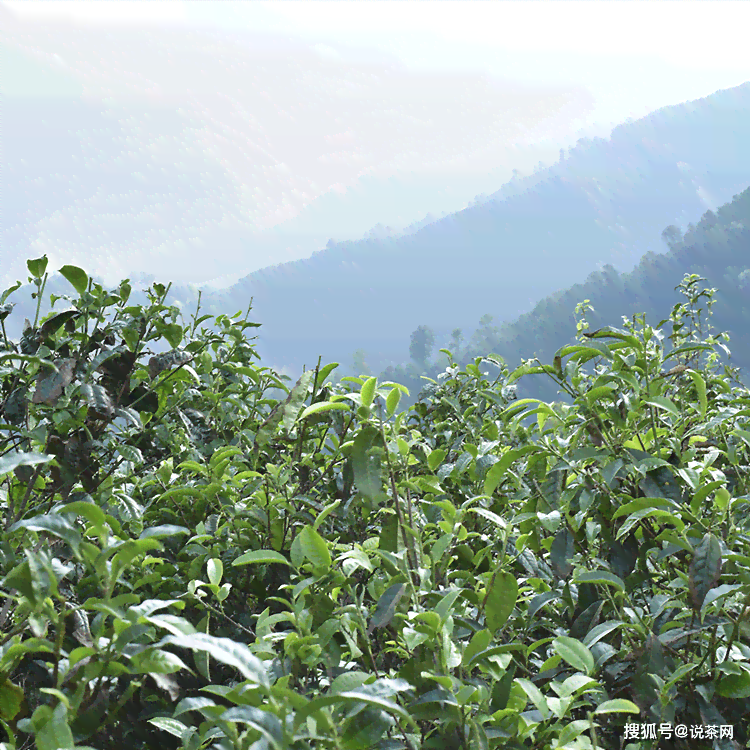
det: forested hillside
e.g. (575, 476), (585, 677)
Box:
(382, 185), (750, 412)
(5, 84), (750, 392)
(187, 81), (750, 377)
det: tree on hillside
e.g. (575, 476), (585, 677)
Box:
(448, 328), (463, 359)
(351, 348), (372, 376)
(409, 325), (435, 368)
(467, 313), (502, 358)
(661, 224), (683, 249)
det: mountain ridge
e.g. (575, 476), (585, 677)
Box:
(197, 81), (750, 379)
(4, 81), (750, 385)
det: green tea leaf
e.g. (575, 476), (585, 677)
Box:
(552, 636), (595, 675)
(594, 699), (640, 714)
(717, 671), (750, 699)
(573, 570), (625, 592)
(299, 525), (332, 571)
(462, 629), (492, 669)
(294, 691), (417, 732)
(689, 532), (722, 610)
(484, 569), (517, 632)
(386, 386), (401, 417)
(27, 255), (49, 279)
(427, 448), (446, 472)
(58, 264), (89, 295)
(155, 633), (269, 687)
(34, 701), (75, 750)
(643, 395), (680, 418)
(0, 451), (53, 476)
(299, 401), (350, 420)
(484, 448), (525, 496)
(360, 376), (377, 408)
(688, 369), (708, 419)
(352, 426), (384, 501)
(368, 583), (406, 633)
(206, 558), (223, 586)
(232, 550), (292, 567)
(514, 678), (549, 720)
(9, 514), (82, 556)
(0, 678), (24, 721)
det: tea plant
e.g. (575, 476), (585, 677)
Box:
(0, 257), (747, 750)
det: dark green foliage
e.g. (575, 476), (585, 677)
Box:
(409, 325), (436, 368)
(2, 256), (750, 750)
(384, 186), (750, 416)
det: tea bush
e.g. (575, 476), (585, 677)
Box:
(0, 257), (748, 749)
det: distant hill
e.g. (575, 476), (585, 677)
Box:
(4, 82), (750, 390)
(384, 184), (750, 412)
(172, 81), (750, 377)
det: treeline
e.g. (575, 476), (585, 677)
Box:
(367, 186), (750, 412)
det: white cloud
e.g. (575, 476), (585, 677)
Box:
(311, 43), (343, 62)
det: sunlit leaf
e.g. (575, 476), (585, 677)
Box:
(484, 569), (517, 632)
(58, 264), (89, 295)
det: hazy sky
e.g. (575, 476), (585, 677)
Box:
(10, 0), (749, 126)
(4, 1), (750, 288)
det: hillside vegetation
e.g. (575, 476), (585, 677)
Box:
(0, 254), (749, 749)
(382, 185), (750, 415)
(5, 84), (750, 385)
(175, 81), (750, 377)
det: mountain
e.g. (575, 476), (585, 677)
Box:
(5, 82), (750, 387)
(386, 184), (750, 414)
(4, 12), (593, 294)
(180, 81), (750, 377)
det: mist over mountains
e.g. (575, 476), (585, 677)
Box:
(5, 42), (750, 386)
(4, 4), (597, 294)
(168, 81), (750, 377)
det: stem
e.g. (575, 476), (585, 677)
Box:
(32, 273), (48, 329)
(722, 599), (750, 664)
(378, 403), (419, 579)
(195, 597), (255, 637)
(53, 604), (69, 688)
(7, 461), (45, 532)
